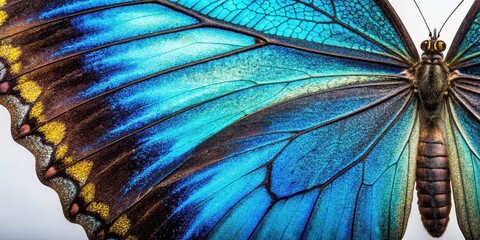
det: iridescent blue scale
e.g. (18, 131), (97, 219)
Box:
(1, 0), (480, 239)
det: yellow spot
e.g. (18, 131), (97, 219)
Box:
(0, 11), (7, 27)
(87, 202), (110, 220)
(55, 144), (68, 160)
(0, 0), (6, 7)
(11, 63), (21, 74)
(30, 102), (45, 122)
(110, 215), (131, 236)
(63, 156), (73, 164)
(79, 183), (95, 203)
(14, 80), (42, 103)
(125, 236), (137, 240)
(17, 75), (27, 83)
(0, 44), (21, 64)
(38, 121), (65, 145)
(66, 160), (93, 185)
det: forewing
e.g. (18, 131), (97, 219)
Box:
(444, 1), (480, 238)
(0, 0), (418, 239)
(168, 0), (418, 66)
(445, 1), (480, 69)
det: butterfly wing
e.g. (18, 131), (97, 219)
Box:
(133, 81), (419, 239)
(444, 1), (480, 239)
(0, 0), (418, 239)
(445, 1), (480, 70)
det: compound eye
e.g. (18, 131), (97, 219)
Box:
(435, 40), (446, 52)
(421, 40), (430, 51)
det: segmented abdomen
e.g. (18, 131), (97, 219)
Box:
(416, 124), (451, 237)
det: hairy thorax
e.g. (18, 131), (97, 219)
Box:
(414, 52), (450, 123)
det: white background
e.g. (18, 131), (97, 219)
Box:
(0, 0), (475, 239)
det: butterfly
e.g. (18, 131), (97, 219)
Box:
(0, 0), (479, 239)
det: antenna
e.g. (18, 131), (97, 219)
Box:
(413, 0), (432, 37)
(438, 0), (464, 37)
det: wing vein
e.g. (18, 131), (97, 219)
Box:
(79, 80), (412, 236)
(0, 1), (156, 41)
(5, 23), (205, 83)
(293, 0), (409, 64)
(15, 42), (266, 139)
(447, 100), (475, 238)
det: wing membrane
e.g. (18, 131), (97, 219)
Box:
(168, 0), (418, 66)
(445, 1), (480, 69)
(447, 76), (480, 240)
(0, 1), (138, 38)
(108, 80), (417, 239)
(0, 0), (419, 239)
(446, 1), (480, 235)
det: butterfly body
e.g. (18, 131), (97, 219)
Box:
(413, 37), (452, 237)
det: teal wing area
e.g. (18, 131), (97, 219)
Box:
(169, 0), (418, 66)
(445, 1), (480, 239)
(445, 1), (480, 70)
(0, 0), (419, 239)
(447, 76), (480, 240)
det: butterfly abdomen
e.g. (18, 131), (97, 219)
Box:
(416, 123), (451, 237)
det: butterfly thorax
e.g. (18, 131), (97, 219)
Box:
(413, 38), (452, 237)
(414, 40), (449, 123)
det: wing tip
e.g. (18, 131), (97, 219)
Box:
(445, 0), (480, 65)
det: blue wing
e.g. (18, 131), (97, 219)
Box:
(445, 1), (480, 71)
(446, 90), (480, 240)
(121, 80), (418, 239)
(0, 0), (419, 239)
(444, 2), (480, 239)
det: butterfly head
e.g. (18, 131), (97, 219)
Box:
(420, 28), (446, 63)
(420, 28), (446, 58)
(420, 38), (446, 64)
(420, 39), (446, 53)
